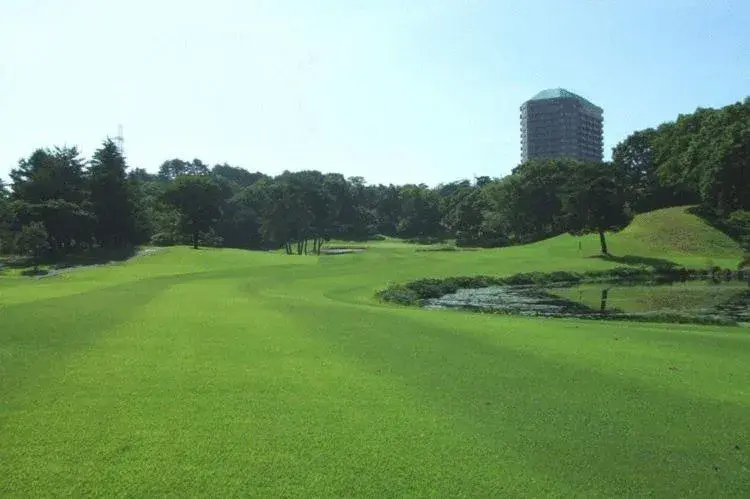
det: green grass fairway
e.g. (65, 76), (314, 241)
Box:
(2, 207), (749, 496)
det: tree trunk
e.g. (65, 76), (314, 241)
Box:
(304, 238), (308, 255)
(192, 231), (199, 249)
(598, 231), (608, 255)
(600, 288), (609, 312)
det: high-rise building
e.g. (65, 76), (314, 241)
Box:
(520, 88), (603, 163)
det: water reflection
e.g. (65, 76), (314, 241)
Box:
(424, 279), (750, 324)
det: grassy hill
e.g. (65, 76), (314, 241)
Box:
(1, 207), (748, 496)
(517, 205), (744, 269)
(614, 206), (742, 257)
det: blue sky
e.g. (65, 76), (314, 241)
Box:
(1, 0), (748, 186)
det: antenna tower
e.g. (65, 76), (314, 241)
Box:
(115, 124), (124, 156)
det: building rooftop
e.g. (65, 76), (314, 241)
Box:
(528, 88), (602, 113)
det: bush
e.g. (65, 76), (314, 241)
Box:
(599, 267), (651, 280)
(16, 222), (51, 269)
(150, 232), (176, 246)
(405, 278), (460, 299)
(502, 272), (547, 286)
(415, 245), (459, 252)
(726, 210), (750, 240)
(542, 270), (584, 283)
(376, 285), (419, 305)
(444, 276), (500, 289)
(455, 235), (508, 248)
(199, 230), (224, 248)
(405, 236), (444, 245)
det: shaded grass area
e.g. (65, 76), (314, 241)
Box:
(593, 253), (681, 269)
(0, 246), (143, 278)
(1, 245), (139, 268)
(687, 206), (750, 248)
(1, 206), (749, 496)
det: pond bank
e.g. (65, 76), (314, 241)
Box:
(377, 266), (750, 326)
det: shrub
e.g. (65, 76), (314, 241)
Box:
(376, 285), (419, 305)
(16, 222), (51, 269)
(198, 230), (224, 248)
(415, 245), (459, 252)
(543, 270), (584, 283)
(502, 272), (548, 286)
(602, 267), (652, 280)
(726, 210), (750, 241)
(455, 235), (508, 248)
(405, 278), (460, 299)
(405, 236), (443, 245)
(150, 232), (176, 247)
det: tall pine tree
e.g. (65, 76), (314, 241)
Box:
(88, 139), (136, 248)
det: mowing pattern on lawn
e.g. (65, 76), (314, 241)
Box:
(1, 207), (749, 496)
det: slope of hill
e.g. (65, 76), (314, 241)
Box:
(519, 205), (744, 269)
(615, 206), (742, 257)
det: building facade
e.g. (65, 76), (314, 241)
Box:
(520, 88), (603, 163)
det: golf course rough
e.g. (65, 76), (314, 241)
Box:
(1, 206), (749, 496)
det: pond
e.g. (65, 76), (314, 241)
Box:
(320, 247), (365, 255)
(423, 280), (750, 324)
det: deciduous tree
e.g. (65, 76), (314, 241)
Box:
(10, 147), (94, 253)
(562, 163), (632, 255)
(163, 175), (223, 249)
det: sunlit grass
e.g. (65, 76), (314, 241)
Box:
(1, 206), (748, 496)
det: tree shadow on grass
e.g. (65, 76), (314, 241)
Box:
(1, 246), (140, 272)
(589, 253), (680, 270)
(20, 268), (49, 277)
(0, 255), (32, 269)
(57, 246), (140, 266)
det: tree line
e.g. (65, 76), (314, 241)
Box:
(1, 97), (748, 263)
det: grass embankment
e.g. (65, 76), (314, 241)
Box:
(1, 206), (749, 496)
